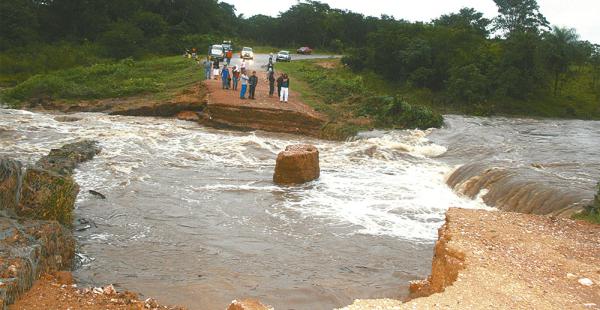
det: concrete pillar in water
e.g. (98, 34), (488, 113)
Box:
(273, 144), (320, 185)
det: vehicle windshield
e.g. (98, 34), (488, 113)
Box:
(243, 47), (252, 52)
(279, 51), (289, 55)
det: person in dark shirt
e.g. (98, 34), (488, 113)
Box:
(248, 71), (259, 100)
(212, 59), (220, 80)
(280, 74), (290, 103)
(276, 73), (284, 98)
(267, 70), (275, 97)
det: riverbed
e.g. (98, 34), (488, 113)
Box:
(1, 109), (598, 309)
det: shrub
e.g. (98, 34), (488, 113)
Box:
(357, 96), (443, 129)
(573, 182), (600, 224)
(99, 21), (144, 59)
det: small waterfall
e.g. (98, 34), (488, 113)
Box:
(446, 163), (592, 217)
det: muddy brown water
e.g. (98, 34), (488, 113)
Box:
(1, 109), (598, 309)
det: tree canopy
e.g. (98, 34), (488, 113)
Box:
(1, 0), (598, 115)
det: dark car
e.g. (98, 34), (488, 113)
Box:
(297, 47), (313, 54)
(222, 40), (233, 52)
(276, 50), (291, 62)
(209, 44), (224, 61)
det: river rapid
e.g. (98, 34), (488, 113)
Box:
(1, 109), (598, 309)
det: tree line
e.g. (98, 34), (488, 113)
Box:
(1, 0), (599, 114)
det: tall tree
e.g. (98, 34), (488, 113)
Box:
(543, 26), (580, 95)
(493, 0), (549, 35)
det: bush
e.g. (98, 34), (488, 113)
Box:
(573, 182), (600, 224)
(357, 96), (443, 129)
(341, 48), (369, 71)
(99, 21), (144, 59)
(0, 42), (103, 85)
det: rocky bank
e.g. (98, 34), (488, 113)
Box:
(0, 141), (178, 309)
(0, 140), (101, 307)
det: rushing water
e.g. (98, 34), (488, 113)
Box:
(1, 109), (599, 309)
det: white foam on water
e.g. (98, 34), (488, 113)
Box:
(0, 109), (488, 243)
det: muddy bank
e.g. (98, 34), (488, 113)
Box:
(201, 77), (327, 138)
(341, 208), (600, 309)
(26, 84), (206, 117)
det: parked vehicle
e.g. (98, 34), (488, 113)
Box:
(222, 40), (233, 52)
(276, 50), (291, 62)
(240, 47), (254, 59)
(209, 44), (224, 61)
(297, 47), (313, 54)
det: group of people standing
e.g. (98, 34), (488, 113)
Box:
(202, 54), (290, 103)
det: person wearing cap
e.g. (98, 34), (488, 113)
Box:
(232, 66), (240, 91)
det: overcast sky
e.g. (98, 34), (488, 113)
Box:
(225, 0), (600, 44)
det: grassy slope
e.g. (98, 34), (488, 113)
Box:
(276, 58), (443, 139)
(1, 56), (200, 106)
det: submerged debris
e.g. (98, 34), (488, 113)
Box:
(88, 189), (107, 199)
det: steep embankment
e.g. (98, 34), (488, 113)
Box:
(0, 141), (100, 307)
(200, 77), (327, 138)
(26, 83), (207, 118)
(342, 208), (600, 309)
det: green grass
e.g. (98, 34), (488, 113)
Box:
(276, 59), (443, 139)
(573, 185), (600, 225)
(1, 56), (200, 106)
(573, 211), (600, 225)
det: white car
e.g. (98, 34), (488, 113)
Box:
(241, 47), (254, 59)
(276, 50), (291, 62)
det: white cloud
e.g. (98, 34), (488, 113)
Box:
(226, 0), (600, 44)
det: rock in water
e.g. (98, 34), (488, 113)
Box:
(88, 190), (106, 199)
(227, 299), (273, 310)
(54, 115), (82, 122)
(36, 140), (101, 176)
(18, 167), (79, 226)
(273, 144), (320, 185)
(176, 111), (200, 121)
(0, 158), (22, 211)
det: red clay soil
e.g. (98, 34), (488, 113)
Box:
(341, 208), (600, 309)
(202, 73), (327, 137)
(10, 272), (184, 310)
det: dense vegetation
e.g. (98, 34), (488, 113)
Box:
(342, 3), (600, 118)
(1, 0), (598, 118)
(277, 59), (442, 138)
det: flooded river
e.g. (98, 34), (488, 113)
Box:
(1, 109), (598, 309)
